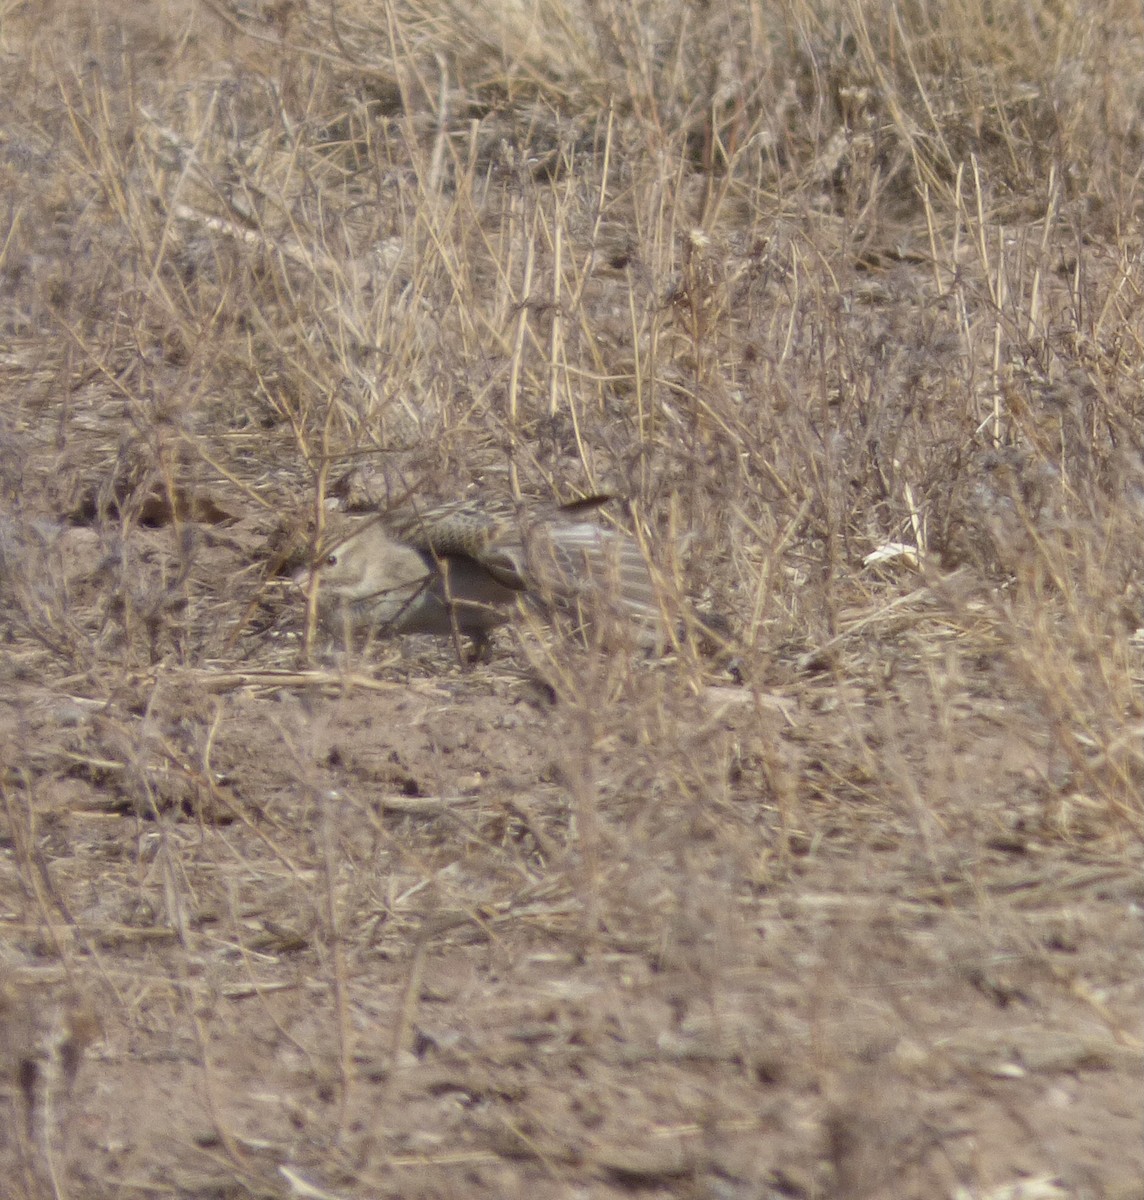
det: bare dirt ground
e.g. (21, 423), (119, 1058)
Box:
(1, 2), (1142, 1197)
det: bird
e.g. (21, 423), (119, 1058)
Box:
(301, 494), (663, 655)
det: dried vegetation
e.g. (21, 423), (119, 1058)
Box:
(0, 0), (1142, 1196)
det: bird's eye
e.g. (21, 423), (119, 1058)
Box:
(325, 553), (338, 567)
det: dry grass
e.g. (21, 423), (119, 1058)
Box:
(1, 0), (1142, 1197)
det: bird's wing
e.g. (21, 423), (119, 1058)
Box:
(380, 496), (618, 591)
(528, 519), (661, 622)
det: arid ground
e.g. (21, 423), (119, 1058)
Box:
(0, 2), (1141, 1197)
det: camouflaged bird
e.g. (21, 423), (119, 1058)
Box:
(304, 495), (663, 653)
